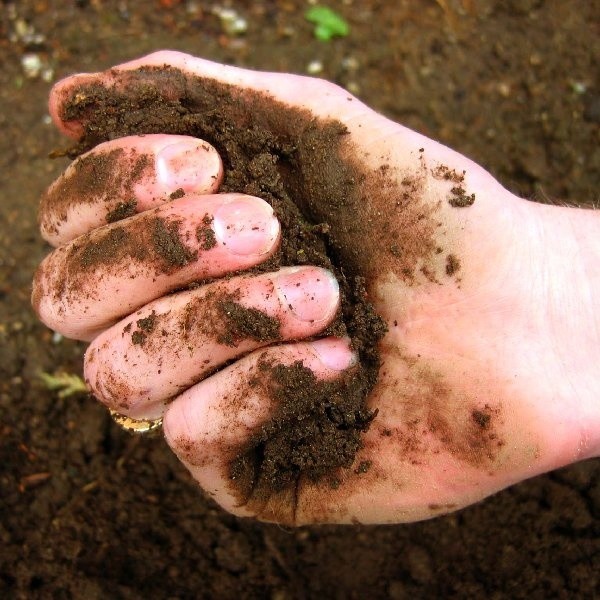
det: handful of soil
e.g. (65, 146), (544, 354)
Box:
(60, 66), (387, 512)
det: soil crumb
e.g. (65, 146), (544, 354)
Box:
(217, 299), (281, 346)
(150, 217), (197, 267)
(446, 254), (460, 276)
(230, 357), (377, 517)
(432, 164), (465, 183)
(106, 199), (137, 223)
(196, 214), (217, 251)
(449, 186), (476, 207)
(137, 311), (157, 333)
(130, 312), (157, 345)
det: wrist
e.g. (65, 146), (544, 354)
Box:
(527, 200), (600, 459)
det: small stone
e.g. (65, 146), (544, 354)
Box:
(41, 67), (54, 83)
(570, 81), (587, 95)
(306, 60), (324, 75)
(529, 53), (542, 66)
(21, 53), (42, 78)
(497, 81), (511, 97)
(341, 56), (359, 71)
(213, 7), (248, 35)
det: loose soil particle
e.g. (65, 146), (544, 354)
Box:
(445, 253), (460, 276)
(448, 185), (476, 207)
(106, 198), (137, 223)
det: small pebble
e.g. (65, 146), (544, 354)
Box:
(341, 56), (359, 71)
(307, 60), (323, 75)
(41, 67), (54, 83)
(21, 53), (42, 78)
(497, 81), (511, 97)
(213, 7), (248, 35)
(347, 81), (361, 94)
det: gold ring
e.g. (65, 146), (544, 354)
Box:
(109, 409), (163, 435)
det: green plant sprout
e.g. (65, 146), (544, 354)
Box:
(305, 6), (350, 41)
(39, 371), (88, 398)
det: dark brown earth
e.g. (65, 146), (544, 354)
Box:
(1, 1), (599, 598)
(230, 357), (376, 521)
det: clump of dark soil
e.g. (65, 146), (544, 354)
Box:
(216, 298), (281, 346)
(61, 66), (387, 500)
(196, 213), (217, 251)
(231, 357), (376, 514)
(445, 253), (460, 276)
(130, 311), (157, 346)
(106, 198), (137, 223)
(150, 216), (197, 267)
(448, 185), (476, 207)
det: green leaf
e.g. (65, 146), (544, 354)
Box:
(305, 6), (350, 41)
(39, 371), (88, 398)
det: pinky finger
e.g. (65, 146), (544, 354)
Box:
(163, 337), (358, 524)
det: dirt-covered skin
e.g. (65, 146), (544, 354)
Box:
(39, 52), (600, 532)
(1, 1), (599, 598)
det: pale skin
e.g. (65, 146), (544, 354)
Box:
(32, 51), (600, 525)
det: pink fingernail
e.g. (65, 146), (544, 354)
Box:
(213, 197), (279, 256)
(311, 338), (357, 371)
(155, 139), (221, 191)
(275, 267), (339, 323)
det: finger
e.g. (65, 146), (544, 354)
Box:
(32, 193), (280, 341)
(40, 134), (223, 246)
(162, 337), (357, 524)
(85, 266), (340, 420)
(48, 51), (366, 140)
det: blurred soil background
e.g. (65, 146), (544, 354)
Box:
(0, 1), (599, 598)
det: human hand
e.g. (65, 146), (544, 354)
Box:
(33, 51), (600, 525)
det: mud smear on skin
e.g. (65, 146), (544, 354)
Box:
(177, 289), (283, 351)
(122, 288), (282, 357)
(96, 290), (285, 412)
(376, 356), (507, 471)
(43, 214), (199, 311)
(39, 147), (151, 234)
(58, 66), (451, 516)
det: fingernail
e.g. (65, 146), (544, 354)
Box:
(155, 139), (221, 192)
(311, 338), (357, 371)
(213, 197), (279, 256)
(275, 267), (339, 323)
